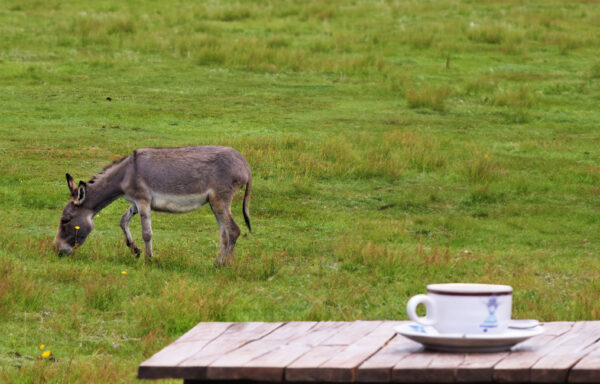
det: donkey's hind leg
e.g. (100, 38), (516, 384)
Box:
(137, 200), (154, 262)
(120, 204), (141, 257)
(210, 199), (241, 268)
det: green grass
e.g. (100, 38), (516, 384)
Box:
(1, 0), (600, 382)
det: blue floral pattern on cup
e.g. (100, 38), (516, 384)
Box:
(480, 296), (501, 332)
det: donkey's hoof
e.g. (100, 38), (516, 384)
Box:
(133, 247), (141, 257)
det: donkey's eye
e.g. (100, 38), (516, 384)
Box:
(61, 218), (70, 224)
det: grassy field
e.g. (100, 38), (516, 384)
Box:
(1, 0), (600, 382)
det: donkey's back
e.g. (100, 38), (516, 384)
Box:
(131, 146), (251, 197)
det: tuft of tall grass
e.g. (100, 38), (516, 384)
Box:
(83, 274), (126, 311)
(384, 72), (410, 94)
(500, 33), (525, 55)
(318, 138), (359, 177)
(222, 135), (307, 180)
(0, 260), (13, 319)
(0, 260), (46, 316)
(71, 13), (135, 46)
(334, 238), (405, 270)
(210, 6), (253, 22)
(415, 242), (453, 267)
(191, 38), (309, 72)
(467, 23), (506, 44)
(309, 39), (335, 53)
(404, 26), (435, 49)
(465, 75), (498, 95)
(498, 110), (530, 125)
(545, 33), (585, 54)
(573, 279), (600, 320)
(405, 84), (453, 112)
(302, 3), (335, 21)
(589, 61), (600, 79)
(226, 251), (287, 282)
(493, 86), (536, 108)
(266, 36), (290, 49)
(354, 147), (404, 180)
(384, 131), (446, 172)
(133, 279), (233, 338)
(463, 149), (501, 183)
(462, 183), (503, 206)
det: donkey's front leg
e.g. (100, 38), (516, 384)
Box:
(137, 201), (153, 262)
(120, 204), (141, 257)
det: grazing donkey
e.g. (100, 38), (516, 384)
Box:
(53, 146), (252, 266)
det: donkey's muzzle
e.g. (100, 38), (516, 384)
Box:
(53, 237), (72, 255)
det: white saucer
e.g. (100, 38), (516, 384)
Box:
(395, 321), (544, 353)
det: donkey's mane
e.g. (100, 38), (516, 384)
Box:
(87, 155), (129, 185)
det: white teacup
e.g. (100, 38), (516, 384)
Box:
(407, 283), (513, 335)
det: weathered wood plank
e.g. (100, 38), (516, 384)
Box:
(139, 342), (218, 379)
(492, 321), (574, 383)
(569, 339), (600, 383)
(175, 322), (234, 344)
(357, 332), (423, 383)
(264, 321), (320, 341)
(314, 321), (402, 382)
(138, 322), (233, 379)
(238, 322), (349, 382)
(455, 352), (509, 383)
(206, 322), (317, 381)
(285, 321), (384, 382)
(176, 322), (284, 380)
(285, 345), (348, 382)
(530, 321), (600, 383)
(392, 352), (464, 383)
(241, 344), (315, 382)
(289, 321), (349, 346)
(322, 320), (384, 346)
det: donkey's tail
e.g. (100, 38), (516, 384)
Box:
(242, 176), (252, 233)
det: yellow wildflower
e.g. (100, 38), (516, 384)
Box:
(75, 226), (80, 230)
(121, 270), (127, 275)
(41, 350), (51, 359)
(40, 344), (45, 350)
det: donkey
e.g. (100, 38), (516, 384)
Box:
(53, 146), (252, 267)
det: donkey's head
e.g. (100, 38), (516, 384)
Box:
(53, 173), (94, 255)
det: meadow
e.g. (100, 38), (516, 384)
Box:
(1, 0), (600, 382)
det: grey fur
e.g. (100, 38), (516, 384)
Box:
(53, 146), (252, 266)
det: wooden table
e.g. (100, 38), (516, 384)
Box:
(138, 321), (600, 383)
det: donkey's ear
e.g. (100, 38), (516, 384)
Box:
(66, 173), (77, 195)
(75, 181), (87, 206)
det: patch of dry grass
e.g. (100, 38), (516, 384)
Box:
(405, 85), (453, 112)
(493, 86), (537, 108)
(462, 149), (501, 183)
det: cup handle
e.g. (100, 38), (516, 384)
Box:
(407, 294), (437, 326)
